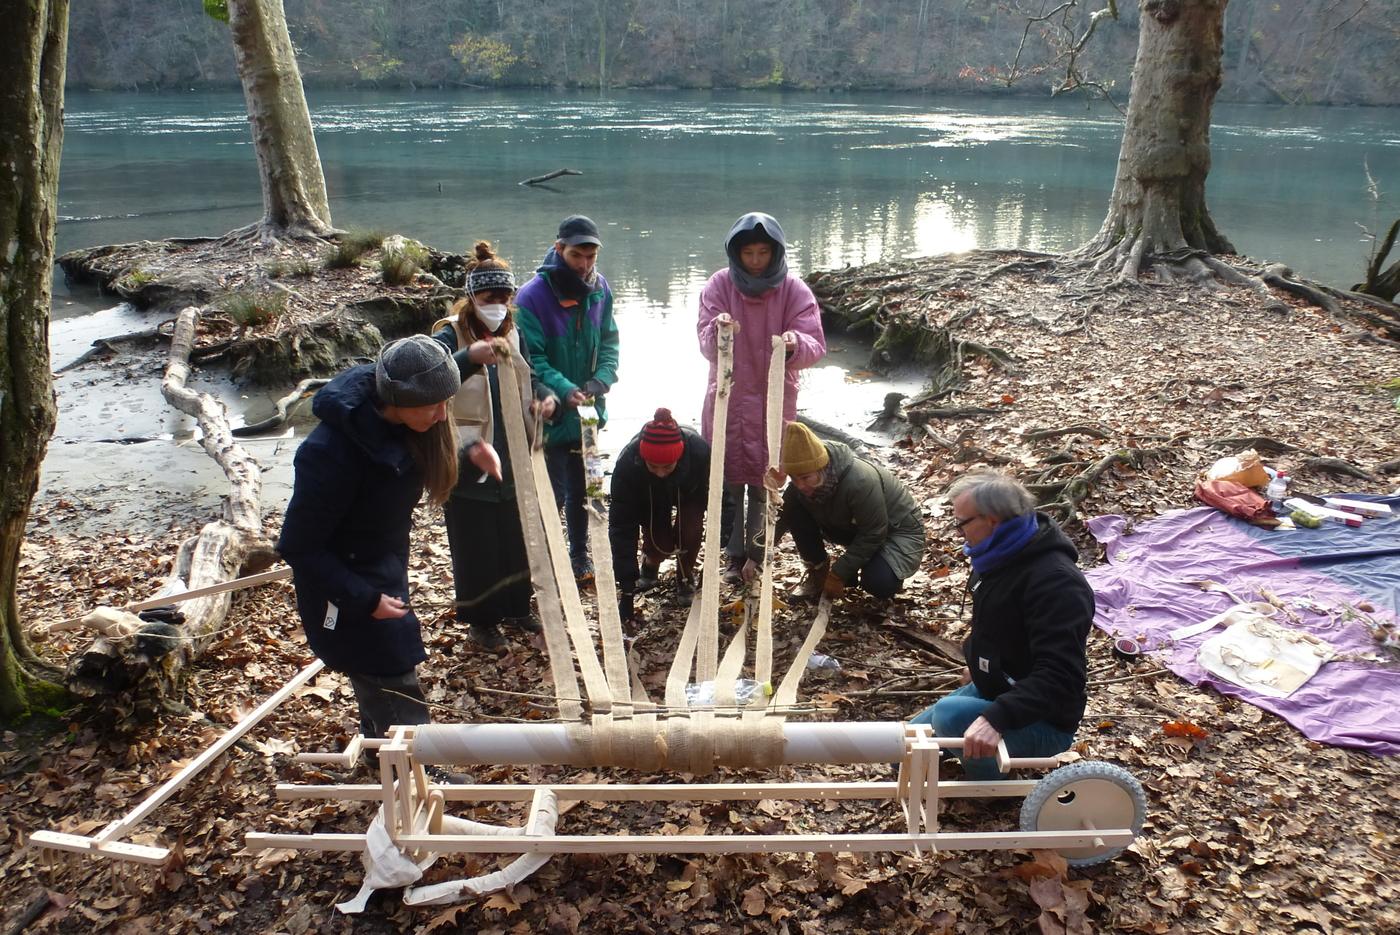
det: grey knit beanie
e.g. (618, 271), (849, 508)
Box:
(374, 335), (460, 407)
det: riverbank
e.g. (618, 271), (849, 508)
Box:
(7, 245), (1400, 933)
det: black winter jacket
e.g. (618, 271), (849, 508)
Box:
(277, 365), (431, 676)
(607, 427), (710, 592)
(963, 513), (1094, 734)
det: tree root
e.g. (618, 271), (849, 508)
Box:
(1035, 448), (1168, 523)
(1203, 436), (1300, 454)
(1026, 424), (1111, 442)
(906, 406), (1000, 424)
(797, 415), (875, 453)
(1068, 242), (1400, 341)
(1262, 264), (1338, 314)
(1301, 457), (1377, 482)
(53, 323), (174, 374)
(232, 377), (330, 437)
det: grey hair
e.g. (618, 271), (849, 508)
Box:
(947, 471), (1037, 521)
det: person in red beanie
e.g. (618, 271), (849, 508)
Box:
(607, 407), (711, 623)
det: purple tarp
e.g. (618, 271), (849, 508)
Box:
(1086, 497), (1400, 755)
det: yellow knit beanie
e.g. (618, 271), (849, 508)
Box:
(781, 421), (829, 475)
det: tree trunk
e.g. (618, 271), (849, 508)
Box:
(226, 0), (333, 240)
(0, 0), (69, 722)
(596, 0), (608, 91)
(1079, 0), (1235, 280)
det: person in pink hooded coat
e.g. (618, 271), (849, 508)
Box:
(698, 212), (826, 583)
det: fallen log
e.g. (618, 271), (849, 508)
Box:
(65, 306), (275, 719)
(797, 414), (874, 453)
(520, 168), (583, 187)
(53, 324), (171, 374)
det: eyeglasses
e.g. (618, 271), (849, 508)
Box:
(951, 515), (978, 532)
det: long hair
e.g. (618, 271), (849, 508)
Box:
(404, 419), (458, 506)
(454, 240), (515, 341)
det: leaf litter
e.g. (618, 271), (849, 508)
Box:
(4, 252), (1400, 932)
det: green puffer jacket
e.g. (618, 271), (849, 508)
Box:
(786, 441), (926, 583)
(513, 251), (620, 448)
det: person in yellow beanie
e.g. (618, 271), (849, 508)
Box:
(776, 421), (925, 602)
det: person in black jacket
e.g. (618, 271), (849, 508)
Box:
(278, 335), (475, 739)
(910, 470), (1094, 780)
(608, 408), (710, 623)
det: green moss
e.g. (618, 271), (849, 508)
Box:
(116, 267), (156, 291)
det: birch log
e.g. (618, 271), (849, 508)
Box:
(66, 306), (275, 714)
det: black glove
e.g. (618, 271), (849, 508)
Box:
(582, 378), (609, 399)
(618, 590), (635, 622)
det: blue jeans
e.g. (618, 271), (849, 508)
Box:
(910, 683), (1075, 781)
(544, 444), (589, 569)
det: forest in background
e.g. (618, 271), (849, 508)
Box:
(68, 0), (1400, 106)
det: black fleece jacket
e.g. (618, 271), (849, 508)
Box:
(277, 365), (431, 677)
(607, 426), (710, 592)
(962, 513), (1094, 734)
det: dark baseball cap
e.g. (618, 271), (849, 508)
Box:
(557, 215), (602, 247)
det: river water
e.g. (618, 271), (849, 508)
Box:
(45, 90), (1400, 530)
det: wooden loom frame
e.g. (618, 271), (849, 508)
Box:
(243, 331), (1135, 870)
(30, 658), (325, 865)
(245, 723), (1136, 860)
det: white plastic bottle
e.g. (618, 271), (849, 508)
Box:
(1266, 470), (1289, 500)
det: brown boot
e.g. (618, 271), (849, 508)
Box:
(792, 559), (829, 602)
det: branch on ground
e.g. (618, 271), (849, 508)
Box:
(520, 168), (582, 186)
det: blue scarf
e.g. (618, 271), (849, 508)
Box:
(964, 512), (1038, 576)
(539, 247), (598, 304)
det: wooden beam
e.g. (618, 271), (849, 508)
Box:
(244, 827), (1136, 856)
(47, 566), (292, 632)
(26, 830), (169, 865)
(245, 832), (368, 853)
(389, 828), (1137, 856)
(275, 779), (1039, 803)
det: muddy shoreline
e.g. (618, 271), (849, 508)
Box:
(44, 235), (926, 537)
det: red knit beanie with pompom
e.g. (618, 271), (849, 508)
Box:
(639, 408), (684, 465)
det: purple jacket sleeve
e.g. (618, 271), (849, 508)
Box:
(782, 278), (826, 370)
(697, 272), (726, 363)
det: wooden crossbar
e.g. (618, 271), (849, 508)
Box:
(246, 828), (1136, 857)
(28, 658), (325, 865)
(46, 566), (293, 631)
(274, 779), (1040, 803)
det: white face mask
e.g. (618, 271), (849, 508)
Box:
(475, 303), (509, 330)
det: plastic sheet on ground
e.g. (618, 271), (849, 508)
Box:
(1086, 496), (1400, 755)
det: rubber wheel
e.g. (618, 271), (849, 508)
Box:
(1019, 761), (1146, 866)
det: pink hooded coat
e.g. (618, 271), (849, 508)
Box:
(698, 271), (826, 486)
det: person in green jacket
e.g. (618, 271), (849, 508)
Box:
(513, 215), (620, 581)
(776, 421), (926, 601)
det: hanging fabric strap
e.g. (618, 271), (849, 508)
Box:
(492, 328), (829, 774)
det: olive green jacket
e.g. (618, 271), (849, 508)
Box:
(786, 441), (926, 583)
